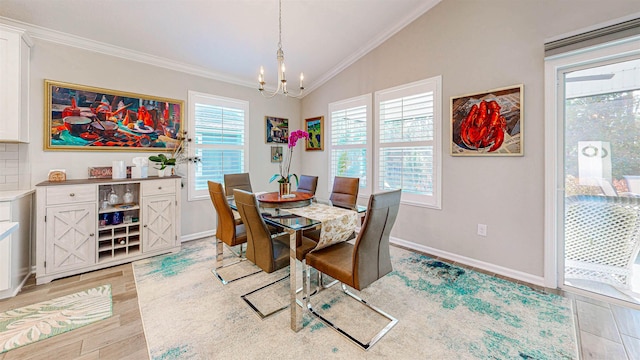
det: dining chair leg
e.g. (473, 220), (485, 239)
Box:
(319, 273), (339, 289)
(241, 274), (290, 319)
(304, 274), (398, 351)
(212, 239), (261, 285)
(216, 237), (224, 262)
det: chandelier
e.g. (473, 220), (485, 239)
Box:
(258, 0), (304, 98)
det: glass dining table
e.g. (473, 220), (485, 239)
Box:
(228, 192), (365, 331)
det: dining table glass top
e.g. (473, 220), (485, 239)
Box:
(228, 196), (319, 230)
(228, 194), (365, 231)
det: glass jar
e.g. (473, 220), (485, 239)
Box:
(100, 190), (109, 210)
(108, 187), (120, 205)
(123, 186), (134, 204)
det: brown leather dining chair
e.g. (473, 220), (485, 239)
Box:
(296, 175), (318, 196)
(224, 173), (252, 196)
(208, 181), (260, 285)
(304, 189), (401, 350)
(329, 176), (360, 209)
(234, 189), (317, 319)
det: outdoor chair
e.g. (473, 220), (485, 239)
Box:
(565, 195), (640, 289)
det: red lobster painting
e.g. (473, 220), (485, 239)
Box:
(451, 85), (523, 156)
(459, 100), (506, 152)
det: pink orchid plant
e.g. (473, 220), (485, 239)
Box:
(269, 129), (309, 185)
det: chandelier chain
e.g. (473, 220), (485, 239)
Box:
(278, 0), (282, 49)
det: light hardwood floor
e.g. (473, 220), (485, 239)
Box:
(1, 250), (639, 359)
(0, 264), (148, 360)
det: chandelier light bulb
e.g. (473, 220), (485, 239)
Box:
(257, 0), (304, 98)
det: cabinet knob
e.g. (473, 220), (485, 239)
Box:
(69, 193), (75, 197)
(89, 233), (95, 236)
(158, 186), (162, 190)
(144, 224), (148, 228)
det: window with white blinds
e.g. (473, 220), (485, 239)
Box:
(187, 91), (249, 201)
(375, 77), (441, 208)
(328, 94), (372, 195)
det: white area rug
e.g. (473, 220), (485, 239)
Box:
(134, 239), (578, 359)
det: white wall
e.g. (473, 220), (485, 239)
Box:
(26, 40), (302, 237)
(300, 0), (640, 279)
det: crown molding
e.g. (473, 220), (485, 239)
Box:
(0, 16), (257, 89)
(305, 0), (441, 95)
(1, 0), (441, 98)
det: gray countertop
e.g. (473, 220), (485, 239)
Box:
(0, 189), (35, 202)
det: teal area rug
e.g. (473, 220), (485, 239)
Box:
(133, 239), (578, 359)
(0, 284), (113, 354)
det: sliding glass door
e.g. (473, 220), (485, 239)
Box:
(562, 57), (640, 303)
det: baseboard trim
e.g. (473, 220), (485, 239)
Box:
(390, 237), (546, 287)
(181, 230), (215, 242)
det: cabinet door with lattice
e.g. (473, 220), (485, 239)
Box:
(142, 195), (176, 253)
(45, 204), (96, 274)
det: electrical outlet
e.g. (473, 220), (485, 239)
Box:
(477, 224), (487, 237)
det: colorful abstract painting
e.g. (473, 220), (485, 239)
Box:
(45, 80), (183, 151)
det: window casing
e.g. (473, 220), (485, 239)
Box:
(374, 77), (442, 208)
(187, 91), (249, 201)
(327, 94), (372, 196)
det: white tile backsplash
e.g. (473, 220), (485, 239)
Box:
(0, 144), (29, 190)
(0, 152), (19, 160)
(0, 167), (19, 176)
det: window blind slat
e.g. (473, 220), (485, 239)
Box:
(377, 84), (436, 197)
(379, 92), (433, 143)
(329, 98), (369, 189)
(193, 101), (246, 191)
(378, 146), (433, 195)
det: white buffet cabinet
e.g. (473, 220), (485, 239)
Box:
(35, 176), (181, 284)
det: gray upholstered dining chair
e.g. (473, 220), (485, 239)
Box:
(234, 189), (317, 318)
(296, 175), (318, 196)
(208, 181), (260, 285)
(224, 173), (253, 196)
(304, 189), (401, 350)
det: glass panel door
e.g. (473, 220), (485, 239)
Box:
(563, 57), (640, 303)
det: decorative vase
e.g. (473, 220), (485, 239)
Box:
(157, 168), (166, 177)
(279, 182), (290, 197)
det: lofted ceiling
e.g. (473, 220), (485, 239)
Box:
(0, 0), (440, 94)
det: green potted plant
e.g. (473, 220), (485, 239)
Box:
(149, 153), (176, 177)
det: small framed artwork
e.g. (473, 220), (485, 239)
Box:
(44, 80), (184, 151)
(271, 146), (283, 163)
(305, 116), (324, 151)
(265, 116), (289, 143)
(450, 84), (523, 156)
